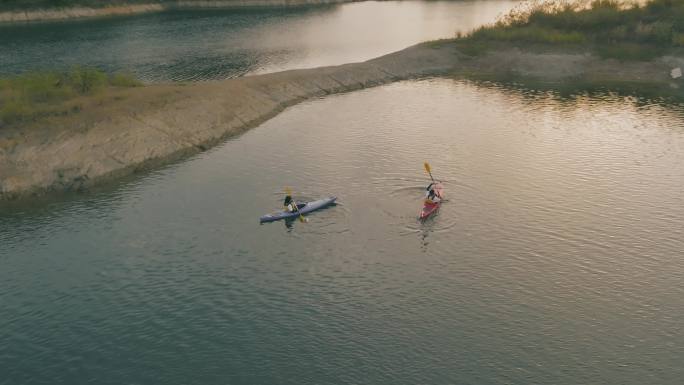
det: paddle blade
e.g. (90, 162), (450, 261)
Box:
(424, 162), (431, 174)
(285, 186), (292, 195)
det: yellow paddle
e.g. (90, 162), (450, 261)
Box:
(424, 162), (435, 183)
(424, 162), (444, 203)
(285, 187), (307, 223)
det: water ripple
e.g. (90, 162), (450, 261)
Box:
(2, 79), (684, 384)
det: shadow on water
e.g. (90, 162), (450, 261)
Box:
(0, 174), (146, 255)
(261, 202), (339, 233)
(0, 129), (254, 224)
(0, 151), (220, 257)
(456, 75), (684, 108)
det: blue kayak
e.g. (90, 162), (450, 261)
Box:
(260, 197), (337, 223)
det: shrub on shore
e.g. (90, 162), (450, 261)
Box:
(0, 68), (141, 125)
(464, 0), (684, 60)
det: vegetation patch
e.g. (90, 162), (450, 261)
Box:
(455, 0), (684, 61)
(0, 68), (141, 126)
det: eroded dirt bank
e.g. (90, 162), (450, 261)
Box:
(0, 44), (458, 199)
(1, 43), (682, 200)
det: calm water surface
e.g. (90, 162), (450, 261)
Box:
(0, 1), (517, 82)
(2, 79), (684, 384)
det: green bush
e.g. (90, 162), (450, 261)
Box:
(650, 21), (674, 43)
(480, 26), (586, 44)
(68, 67), (108, 94)
(0, 67), (141, 125)
(465, 0), (684, 60)
(596, 43), (665, 61)
(110, 72), (142, 87)
(673, 33), (684, 46)
(21, 72), (74, 103)
(529, 1), (624, 31)
(0, 99), (34, 124)
(609, 25), (628, 40)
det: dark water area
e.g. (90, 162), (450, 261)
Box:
(2, 79), (684, 384)
(0, 1), (518, 82)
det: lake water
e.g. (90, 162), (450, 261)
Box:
(2, 79), (684, 384)
(0, 0), (518, 82)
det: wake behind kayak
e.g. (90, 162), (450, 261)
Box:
(260, 196), (337, 223)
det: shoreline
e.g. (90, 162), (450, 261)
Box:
(1, 42), (682, 201)
(0, 44), (459, 200)
(0, 0), (360, 23)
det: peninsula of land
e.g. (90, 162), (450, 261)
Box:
(2, 0), (683, 200)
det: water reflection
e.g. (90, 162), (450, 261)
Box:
(0, 1), (518, 82)
(2, 79), (684, 385)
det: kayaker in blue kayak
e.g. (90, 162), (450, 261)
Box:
(283, 194), (296, 212)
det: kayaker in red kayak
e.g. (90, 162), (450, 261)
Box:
(420, 162), (444, 220)
(425, 182), (442, 204)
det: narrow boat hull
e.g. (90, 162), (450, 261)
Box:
(420, 201), (440, 220)
(260, 197), (337, 223)
(419, 183), (444, 220)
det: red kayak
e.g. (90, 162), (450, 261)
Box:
(419, 183), (444, 220)
(420, 201), (440, 220)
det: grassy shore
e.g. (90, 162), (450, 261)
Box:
(0, 68), (141, 126)
(451, 0), (684, 61)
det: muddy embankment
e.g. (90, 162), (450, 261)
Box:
(0, 0), (359, 23)
(1, 42), (682, 200)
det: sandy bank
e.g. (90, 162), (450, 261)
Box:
(0, 44), (457, 200)
(1, 43), (682, 200)
(0, 0), (359, 23)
